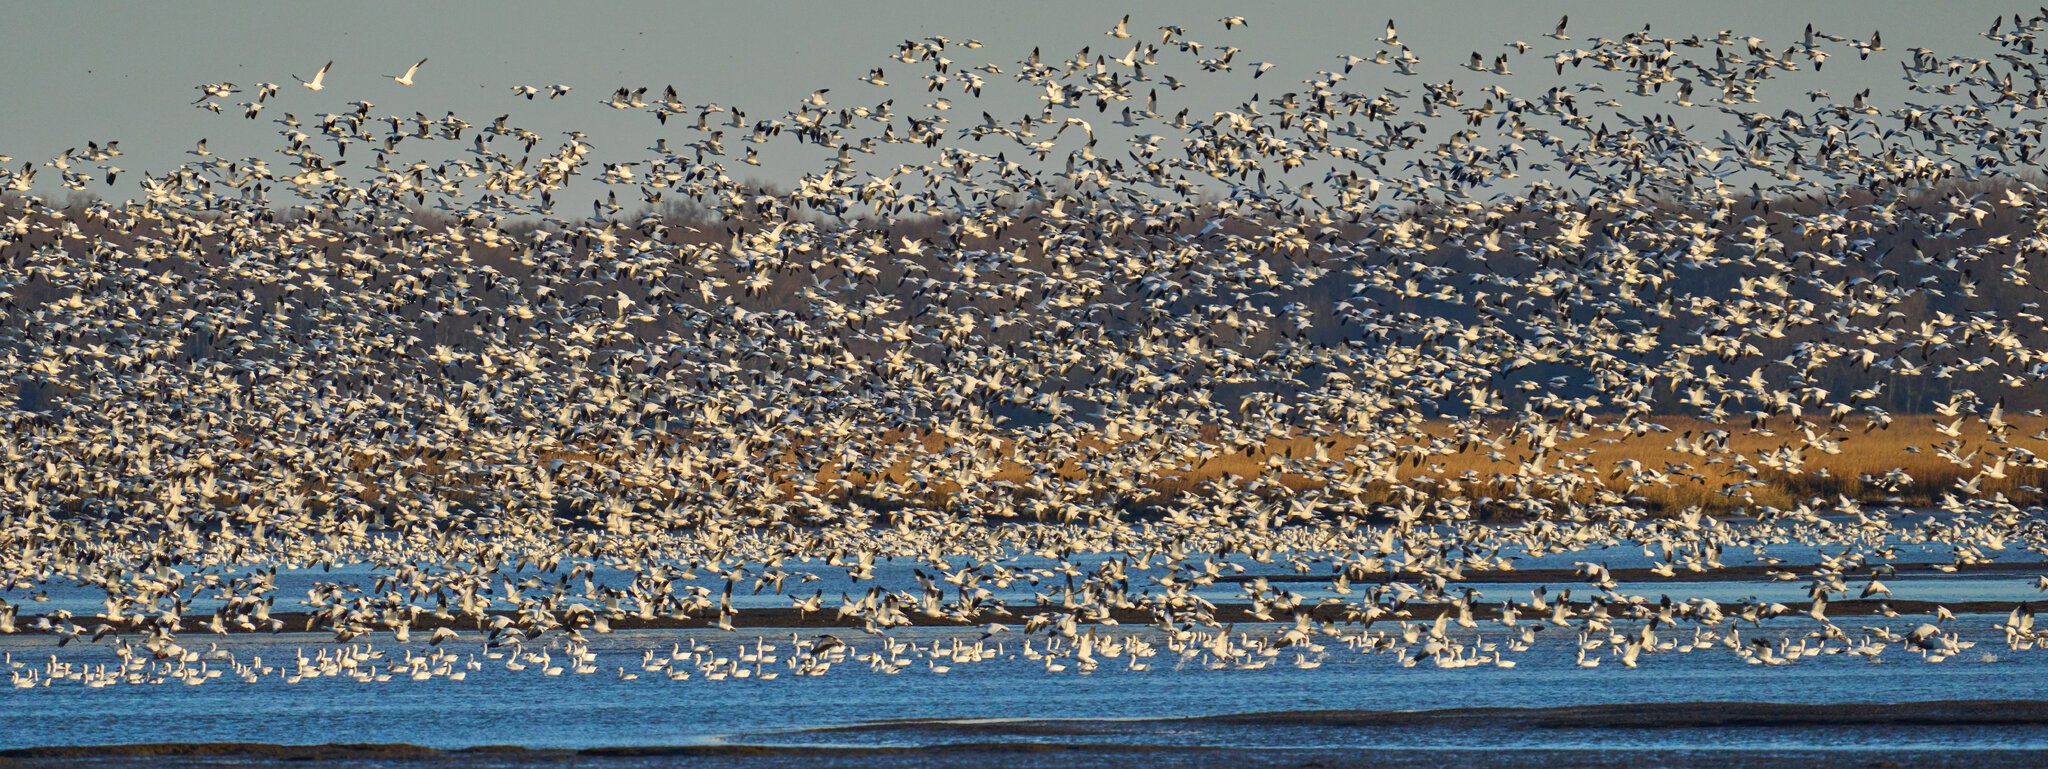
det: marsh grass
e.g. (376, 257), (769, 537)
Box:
(507, 413), (2048, 521)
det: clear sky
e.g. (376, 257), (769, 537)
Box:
(0, 1), (2025, 203)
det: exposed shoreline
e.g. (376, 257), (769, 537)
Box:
(5, 559), (2035, 637)
(0, 598), (2025, 639)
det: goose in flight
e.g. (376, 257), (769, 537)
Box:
(1546, 15), (1570, 40)
(192, 82), (236, 107)
(387, 57), (428, 86)
(295, 61), (332, 91)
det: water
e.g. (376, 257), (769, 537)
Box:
(10, 525), (2034, 618)
(3, 529), (2043, 764)
(2, 612), (2043, 752)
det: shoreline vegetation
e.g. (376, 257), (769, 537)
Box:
(656, 413), (2048, 518)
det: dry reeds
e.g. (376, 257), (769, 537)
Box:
(523, 412), (2048, 518)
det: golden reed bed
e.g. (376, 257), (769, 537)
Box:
(512, 413), (2048, 517)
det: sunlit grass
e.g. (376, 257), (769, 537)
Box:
(512, 413), (2048, 519)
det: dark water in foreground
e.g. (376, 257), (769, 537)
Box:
(2, 709), (2046, 769)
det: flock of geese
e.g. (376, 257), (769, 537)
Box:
(8, 12), (2048, 691)
(3, 595), (2029, 690)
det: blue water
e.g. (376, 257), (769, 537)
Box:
(1, 614), (2042, 751)
(6, 529), (2030, 618)
(2, 516), (2041, 756)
